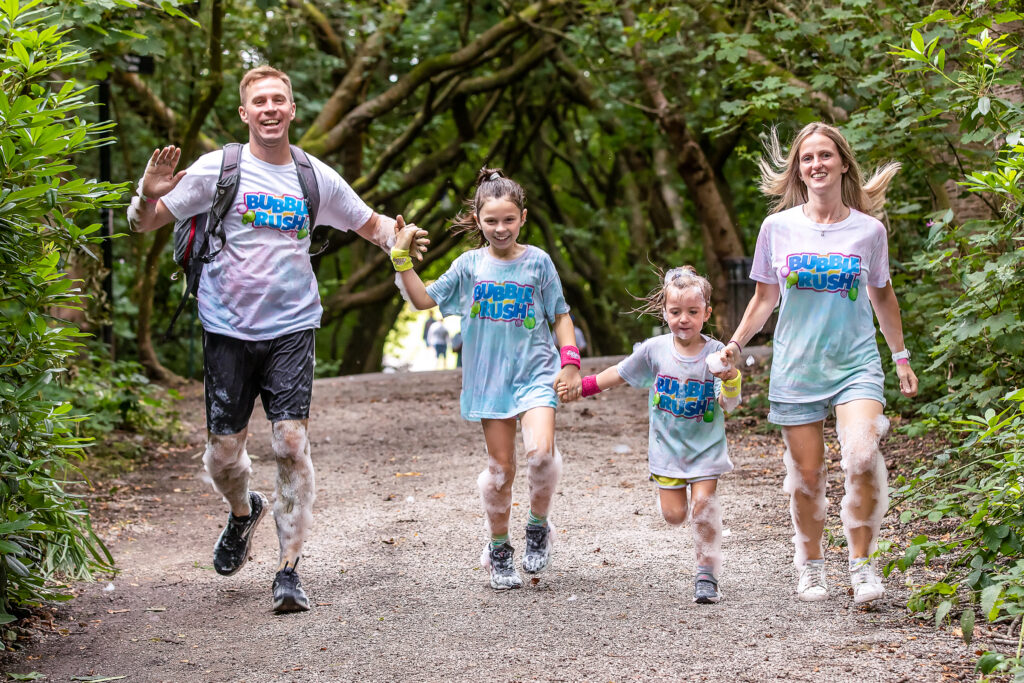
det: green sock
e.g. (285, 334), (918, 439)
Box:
(527, 510), (547, 527)
(490, 532), (509, 549)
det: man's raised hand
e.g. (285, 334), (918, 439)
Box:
(141, 146), (186, 201)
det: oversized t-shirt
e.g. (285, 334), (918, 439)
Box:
(161, 144), (373, 341)
(426, 246), (570, 421)
(750, 205), (890, 403)
(617, 335), (732, 480)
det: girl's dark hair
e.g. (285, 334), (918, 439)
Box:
(452, 167), (526, 244)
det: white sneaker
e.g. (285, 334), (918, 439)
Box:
(850, 558), (884, 604)
(797, 559), (828, 601)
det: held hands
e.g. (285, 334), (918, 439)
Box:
(141, 146), (186, 201)
(896, 363), (918, 398)
(554, 366), (581, 403)
(393, 215), (429, 260)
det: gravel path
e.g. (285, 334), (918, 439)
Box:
(3, 360), (975, 682)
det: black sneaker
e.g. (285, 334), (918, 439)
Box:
(523, 523), (552, 574)
(693, 571), (721, 604)
(486, 542), (524, 590)
(272, 562), (310, 613)
(213, 491), (268, 576)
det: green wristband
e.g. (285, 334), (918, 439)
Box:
(391, 247), (413, 272)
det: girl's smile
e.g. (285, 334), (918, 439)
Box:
(476, 198), (526, 259)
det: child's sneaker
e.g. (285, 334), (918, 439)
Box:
(850, 558), (884, 604)
(213, 491), (268, 576)
(523, 523), (552, 574)
(693, 570), (721, 604)
(797, 559), (828, 602)
(272, 563), (310, 613)
(482, 542), (524, 590)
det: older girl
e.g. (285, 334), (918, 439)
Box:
(391, 168), (581, 590)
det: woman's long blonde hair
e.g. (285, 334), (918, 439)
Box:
(758, 123), (901, 218)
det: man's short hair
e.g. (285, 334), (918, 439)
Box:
(239, 65), (294, 104)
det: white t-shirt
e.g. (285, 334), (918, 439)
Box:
(750, 205), (890, 402)
(162, 144), (373, 340)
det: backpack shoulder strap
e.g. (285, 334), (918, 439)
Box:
(203, 142), (243, 261)
(290, 145), (323, 254)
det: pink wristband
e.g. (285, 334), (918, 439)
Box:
(581, 375), (601, 397)
(560, 345), (581, 368)
(896, 358), (910, 366)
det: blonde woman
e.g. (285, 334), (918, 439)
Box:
(719, 123), (918, 604)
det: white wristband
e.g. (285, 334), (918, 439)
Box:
(891, 349), (910, 362)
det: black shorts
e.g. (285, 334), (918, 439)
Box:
(203, 329), (315, 435)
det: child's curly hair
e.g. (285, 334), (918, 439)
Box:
(635, 265), (713, 319)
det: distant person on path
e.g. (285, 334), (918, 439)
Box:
(572, 315), (587, 356)
(558, 266), (742, 604)
(451, 330), (464, 368)
(427, 318), (450, 369)
(391, 168), (582, 590)
(717, 122), (918, 605)
(126, 65), (426, 613)
(422, 313), (437, 347)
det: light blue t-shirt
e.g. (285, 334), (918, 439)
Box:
(427, 246), (570, 421)
(617, 335), (733, 480)
(750, 205), (891, 403)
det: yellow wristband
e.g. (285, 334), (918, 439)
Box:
(721, 370), (742, 398)
(391, 247), (413, 272)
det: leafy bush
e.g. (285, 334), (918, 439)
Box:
(885, 7), (1024, 677)
(0, 0), (126, 630)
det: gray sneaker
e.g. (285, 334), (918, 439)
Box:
(213, 491), (268, 576)
(693, 570), (721, 604)
(272, 562), (310, 613)
(485, 542), (524, 590)
(523, 523), (552, 574)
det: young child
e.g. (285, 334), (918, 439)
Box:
(558, 266), (741, 603)
(391, 168), (582, 590)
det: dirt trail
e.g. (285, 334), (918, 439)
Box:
(4, 360), (974, 682)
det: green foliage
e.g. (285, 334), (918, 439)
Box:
(883, 7), (1024, 673)
(49, 354), (181, 439)
(0, 0), (124, 631)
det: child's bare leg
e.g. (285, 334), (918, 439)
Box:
(478, 418), (517, 539)
(657, 487), (689, 526)
(479, 417), (522, 589)
(520, 407), (561, 520)
(690, 479), (722, 575)
(520, 407), (560, 573)
(781, 422), (828, 568)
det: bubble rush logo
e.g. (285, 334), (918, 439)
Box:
(469, 280), (537, 328)
(652, 374), (716, 422)
(238, 193), (310, 239)
(780, 252), (862, 301)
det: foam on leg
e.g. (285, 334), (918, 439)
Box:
(838, 415), (890, 558)
(691, 493), (723, 576)
(782, 432), (828, 569)
(271, 420), (315, 568)
(477, 450), (514, 537)
(523, 425), (561, 520)
(202, 431), (251, 516)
